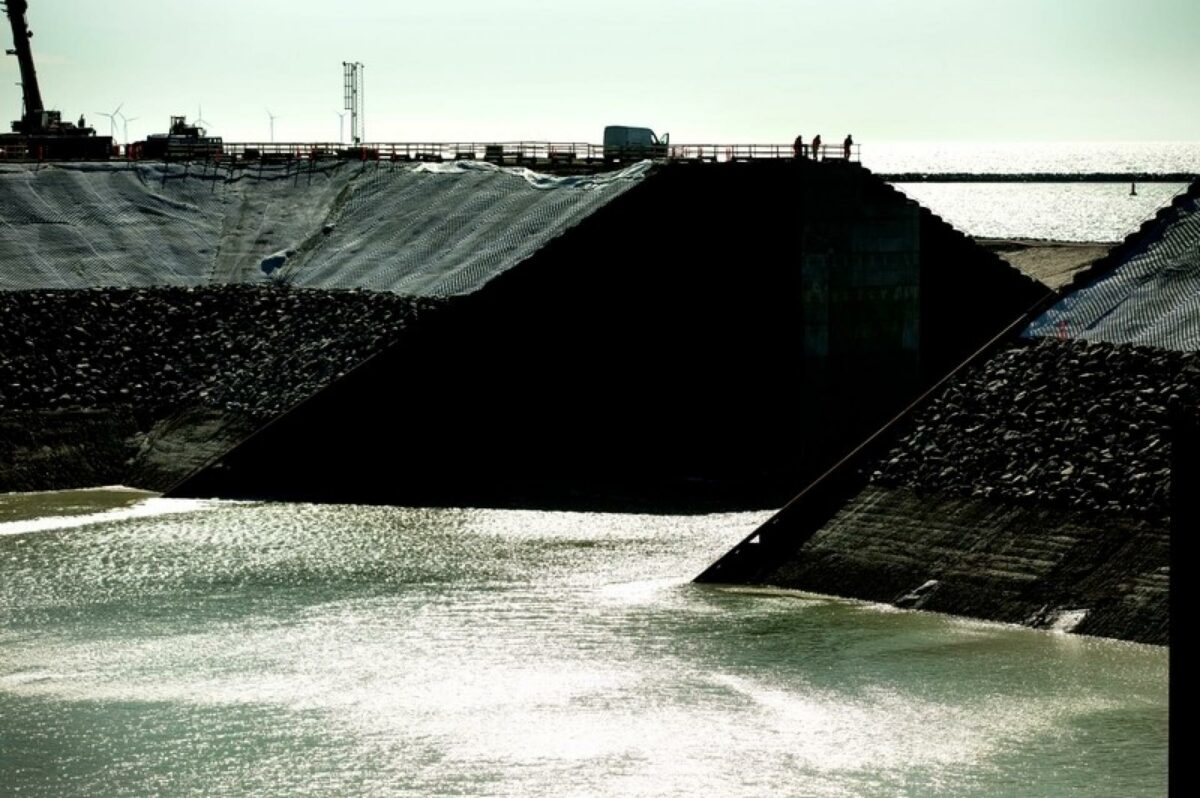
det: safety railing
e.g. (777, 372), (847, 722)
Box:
(209, 141), (862, 164)
(667, 143), (860, 162)
(171, 141), (591, 164)
(216, 141), (611, 163)
(0, 139), (862, 165)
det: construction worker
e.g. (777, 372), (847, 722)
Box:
(793, 134), (805, 158)
(811, 134), (822, 161)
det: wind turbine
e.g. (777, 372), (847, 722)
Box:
(336, 111), (346, 144)
(117, 110), (139, 145)
(96, 102), (123, 141)
(266, 108), (278, 143)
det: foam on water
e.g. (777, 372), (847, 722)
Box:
(0, 497), (220, 536)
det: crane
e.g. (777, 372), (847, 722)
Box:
(2, 0), (111, 158)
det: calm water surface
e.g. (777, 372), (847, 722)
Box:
(0, 494), (1168, 797)
(863, 141), (1199, 241)
(894, 182), (1189, 242)
(864, 141), (1200, 175)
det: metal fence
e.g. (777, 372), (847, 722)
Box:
(215, 140), (861, 164)
(0, 139), (862, 165)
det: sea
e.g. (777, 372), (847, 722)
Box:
(1, 142), (1190, 797)
(0, 492), (1169, 797)
(870, 140), (1199, 242)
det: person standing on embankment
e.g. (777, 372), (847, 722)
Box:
(811, 134), (822, 160)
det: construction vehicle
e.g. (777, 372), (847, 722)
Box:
(1, 0), (111, 159)
(134, 116), (223, 161)
(602, 125), (669, 163)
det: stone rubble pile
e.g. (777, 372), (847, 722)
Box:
(872, 337), (1200, 517)
(0, 285), (442, 423)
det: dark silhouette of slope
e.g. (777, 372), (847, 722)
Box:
(169, 160), (1048, 511)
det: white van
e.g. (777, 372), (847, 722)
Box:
(602, 126), (669, 161)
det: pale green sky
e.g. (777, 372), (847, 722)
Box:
(4, 0), (1198, 144)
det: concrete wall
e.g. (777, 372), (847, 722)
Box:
(801, 193), (922, 464)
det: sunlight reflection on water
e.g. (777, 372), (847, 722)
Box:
(0, 496), (1169, 797)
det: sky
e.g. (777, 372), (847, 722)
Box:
(3, 0), (1198, 145)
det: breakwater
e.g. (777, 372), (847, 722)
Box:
(878, 172), (1197, 182)
(167, 160), (1047, 511)
(872, 338), (1195, 517)
(702, 337), (1186, 644)
(0, 285), (439, 491)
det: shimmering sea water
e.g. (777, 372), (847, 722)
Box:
(865, 141), (1200, 175)
(865, 140), (1199, 242)
(893, 181), (1189, 242)
(0, 493), (1169, 797)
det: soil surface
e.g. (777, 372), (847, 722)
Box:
(977, 238), (1111, 289)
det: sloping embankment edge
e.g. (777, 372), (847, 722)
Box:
(761, 485), (1168, 645)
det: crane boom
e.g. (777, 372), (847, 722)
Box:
(0, 1), (109, 161)
(3, 0), (46, 132)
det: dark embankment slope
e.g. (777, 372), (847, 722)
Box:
(777, 486), (1168, 643)
(705, 338), (1194, 644)
(699, 181), (1200, 643)
(0, 286), (439, 491)
(169, 160), (1048, 511)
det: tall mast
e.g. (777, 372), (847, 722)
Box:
(343, 61), (363, 146)
(3, 0), (46, 131)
